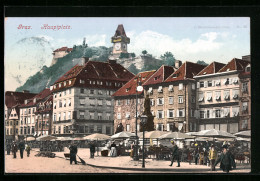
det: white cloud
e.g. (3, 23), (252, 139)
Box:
(82, 34), (107, 47)
(36, 35), (54, 42)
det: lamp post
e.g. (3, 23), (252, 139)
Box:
(133, 74), (143, 161)
(140, 115), (148, 168)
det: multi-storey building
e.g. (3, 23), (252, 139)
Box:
(19, 88), (52, 138)
(194, 58), (250, 133)
(147, 61), (206, 133)
(112, 70), (156, 133)
(51, 59), (135, 136)
(34, 90), (53, 136)
(239, 63), (251, 131)
(5, 91), (37, 141)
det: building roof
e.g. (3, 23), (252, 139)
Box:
(165, 61), (206, 82)
(52, 60), (135, 92)
(218, 58), (250, 73)
(112, 70), (156, 97)
(5, 91), (37, 109)
(19, 88), (52, 107)
(196, 61), (226, 76)
(53, 47), (73, 52)
(143, 65), (175, 86)
(113, 24), (127, 37)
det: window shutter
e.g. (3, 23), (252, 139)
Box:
(229, 78), (232, 85)
(183, 110), (185, 117)
(162, 98), (164, 105)
(157, 99), (159, 105)
(167, 110), (169, 118)
(204, 81), (208, 88)
(161, 125), (164, 131)
(173, 110), (175, 117)
(156, 124), (159, 130)
(177, 110), (179, 117)
(197, 82), (200, 88)
(212, 80), (215, 86)
(162, 111), (165, 118)
(156, 111), (159, 118)
(167, 124), (170, 131)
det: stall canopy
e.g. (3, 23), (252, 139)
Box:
(234, 130), (251, 138)
(36, 135), (57, 141)
(139, 131), (168, 139)
(83, 133), (110, 140)
(56, 137), (73, 141)
(191, 129), (236, 138)
(25, 137), (36, 141)
(111, 131), (135, 139)
(159, 132), (194, 140)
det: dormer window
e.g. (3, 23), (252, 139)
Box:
(69, 80), (72, 85)
(126, 88), (130, 92)
(54, 85), (57, 89)
(59, 83), (61, 88)
(168, 85), (173, 92)
(227, 68), (230, 71)
(158, 86), (163, 93)
(80, 79), (85, 84)
(64, 81), (66, 86)
(233, 78), (239, 84)
(148, 87), (153, 94)
(203, 72), (207, 75)
(172, 74), (178, 78)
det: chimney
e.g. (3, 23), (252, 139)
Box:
(82, 57), (89, 64)
(108, 59), (117, 64)
(175, 60), (182, 69)
(242, 55), (251, 62)
(23, 90), (29, 93)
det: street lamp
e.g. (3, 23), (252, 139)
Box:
(133, 74), (143, 161)
(140, 115), (148, 168)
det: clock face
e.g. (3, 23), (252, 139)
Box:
(122, 44), (127, 50)
(115, 43), (121, 51)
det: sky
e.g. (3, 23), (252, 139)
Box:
(4, 17), (250, 91)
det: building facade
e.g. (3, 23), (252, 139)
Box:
(194, 59), (250, 133)
(51, 59), (135, 136)
(112, 70), (156, 133)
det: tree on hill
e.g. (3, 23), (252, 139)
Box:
(160, 51), (175, 66)
(142, 50), (148, 55)
(196, 60), (208, 66)
(128, 63), (139, 75)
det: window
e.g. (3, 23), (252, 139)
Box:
(126, 124), (130, 132)
(156, 124), (163, 131)
(98, 90), (103, 95)
(178, 109), (185, 117)
(169, 97), (174, 105)
(97, 125), (102, 133)
(232, 89), (239, 99)
(126, 99), (131, 105)
(106, 126), (111, 135)
(64, 81), (66, 86)
(126, 88), (130, 92)
(232, 107), (240, 117)
(224, 78), (230, 85)
(54, 93), (57, 98)
(215, 80), (221, 86)
(79, 111), (85, 119)
(233, 78), (239, 84)
(158, 86), (163, 93)
(224, 107), (230, 117)
(59, 92), (62, 97)
(63, 112), (66, 120)
(80, 88), (84, 93)
(90, 112), (95, 119)
(29, 109), (31, 114)
(208, 81), (212, 87)
(68, 112), (71, 119)
(106, 100), (112, 106)
(28, 117), (31, 124)
(215, 109), (221, 118)
(200, 81), (204, 88)
(89, 125), (94, 133)
(96, 99), (102, 106)
(116, 100), (121, 106)
(191, 96), (196, 103)
(106, 90), (112, 95)
(69, 88), (72, 94)
(90, 90), (94, 94)
(191, 109), (195, 117)
(125, 112), (130, 119)
(58, 113), (61, 121)
(63, 91), (66, 96)
(224, 90), (230, 100)
(198, 93), (204, 102)
(106, 113), (111, 120)
(242, 119), (248, 129)
(148, 87), (153, 94)
(178, 96), (184, 104)
(215, 91), (221, 101)
(58, 126), (61, 134)
(242, 102), (248, 113)
(200, 111), (205, 119)
(53, 114), (56, 121)
(157, 98), (164, 105)
(179, 83), (183, 90)
(20, 127), (23, 135)
(80, 79), (85, 84)
(63, 99), (66, 107)
(167, 109), (174, 118)
(207, 92), (213, 101)
(168, 85), (174, 92)
(157, 110), (164, 119)
(28, 127), (30, 134)
(98, 113), (102, 120)
(59, 100), (62, 108)
(242, 82), (248, 93)
(32, 116), (35, 124)
(80, 98), (85, 105)
(117, 113), (121, 119)
(89, 98), (95, 106)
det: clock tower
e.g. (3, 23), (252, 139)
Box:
(111, 24), (130, 55)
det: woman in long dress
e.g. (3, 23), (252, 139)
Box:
(110, 142), (117, 157)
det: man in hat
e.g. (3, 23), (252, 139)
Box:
(169, 140), (180, 167)
(18, 140), (25, 159)
(6, 142), (11, 155)
(89, 141), (96, 158)
(193, 143), (200, 165)
(208, 144), (217, 171)
(214, 145), (236, 173)
(11, 141), (18, 158)
(69, 141), (78, 164)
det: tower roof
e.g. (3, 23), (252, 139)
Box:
(114, 24), (127, 37)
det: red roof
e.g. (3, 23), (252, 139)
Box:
(112, 70), (156, 97)
(196, 62), (226, 76)
(165, 61), (206, 82)
(5, 91), (37, 109)
(52, 60), (135, 92)
(53, 47), (72, 52)
(19, 88), (52, 107)
(114, 24), (127, 37)
(218, 58), (250, 73)
(143, 65), (175, 86)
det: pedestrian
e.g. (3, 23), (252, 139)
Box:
(169, 140), (180, 167)
(26, 144), (31, 157)
(193, 143), (200, 165)
(89, 141), (96, 158)
(187, 148), (193, 165)
(208, 144), (217, 171)
(110, 141), (117, 157)
(214, 145), (236, 173)
(11, 141), (18, 158)
(69, 141), (78, 164)
(6, 142), (11, 155)
(18, 140), (25, 159)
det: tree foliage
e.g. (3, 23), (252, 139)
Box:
(196, 60), (208, 66)
(115, 123), (124, 134)
(140, 95), (155, 132)
(142, 50), (148, 55)
(160, 51), (175, 66)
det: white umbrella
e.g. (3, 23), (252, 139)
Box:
(56, 137), (73, 141)
(236, 137), (251, 142)
(159, 132), (194, 140)
(111, 131), (135, 139)
(36, 135), (57, 141)
(83, 133), (110, 140)
(192, 129), (236, 138)
(25, 137), (36, 141)
(234, 130), (251, 138)
(139, 130), (168, 139)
